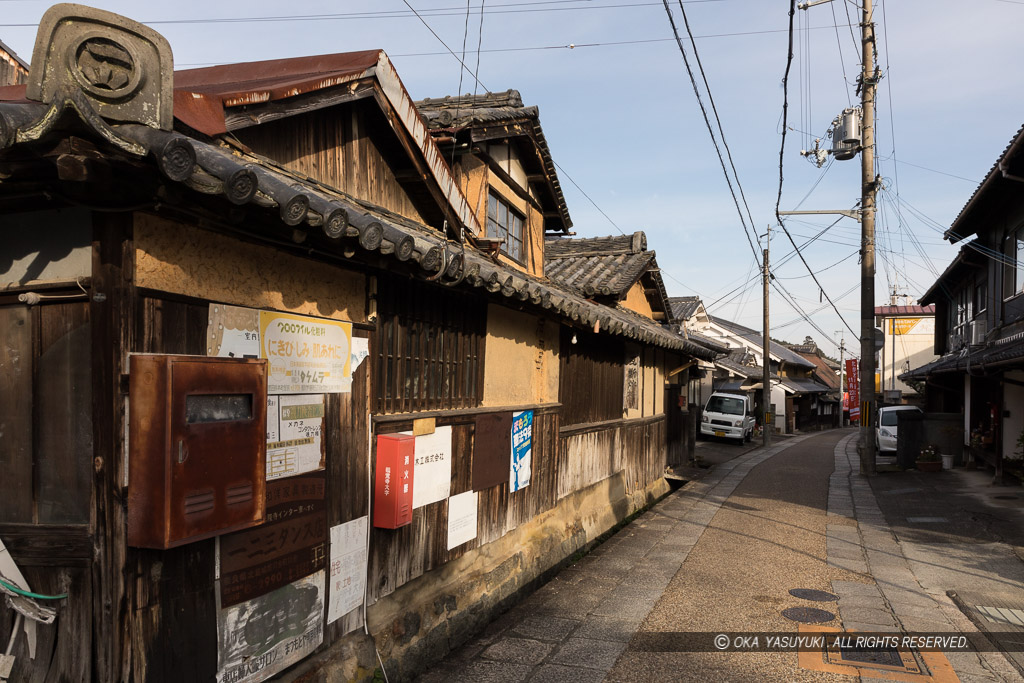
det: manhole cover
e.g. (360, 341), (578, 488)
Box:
(789, 588), (839, 602)
(993, 495), (1019, 500)
(836, 644), (905, 668)
(782, 607), (835, 623)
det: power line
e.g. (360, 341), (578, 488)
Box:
(0, 1), (734, 28)
(401, 0), (488, 91)
(661, 0), (761, 266)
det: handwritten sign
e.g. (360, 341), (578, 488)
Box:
(510, 410), (533, 492)
(327, 516), (368, 625)
(259, 311), (352, 394)
(446, 491), (478, 550)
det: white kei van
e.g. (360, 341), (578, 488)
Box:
(700, 392), (755, 444)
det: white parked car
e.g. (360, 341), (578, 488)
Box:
(701, 392), (755, 444)
(876, 405), (923, 453)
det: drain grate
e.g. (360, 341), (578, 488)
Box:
(781, 607), (835, 624)
(789, 588), (839, 602)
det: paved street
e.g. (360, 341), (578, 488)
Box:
(416, 429), (1024, 682)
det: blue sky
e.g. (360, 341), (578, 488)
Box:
(3, 1), (1020, 359)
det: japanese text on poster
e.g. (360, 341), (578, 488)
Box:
(208, 304), (260, 358)
(402, 426), (452, 509)
(260, 311), (352, 394)
(846, 359), (860, 424)
(218, 474), (327, 608)
(510, 410), (533, 493)
(216, 572), (324, 683)
(266, 394), (325, 479)
(327, 516), (368, 625)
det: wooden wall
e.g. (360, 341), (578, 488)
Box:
(123, 293), (373, 681)
(0, 297), (93, 683)
(558, 326), (625, 426)
(370, 406), (560, 603)
(235, 101), (426, 227)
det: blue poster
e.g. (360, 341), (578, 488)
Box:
(510, 410), (533, 492)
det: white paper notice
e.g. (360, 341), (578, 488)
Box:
(327, 516), (368, 625)
(207, 304), (260, 358)
(351, 336), (369, 371)
(404, 426), (452, 509)
(446, 491), (478, 550)
(266, 394), (325, 480)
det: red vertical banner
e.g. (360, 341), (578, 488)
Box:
(846, 359), (860, 423)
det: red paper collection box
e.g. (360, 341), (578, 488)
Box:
(374, 434), (415, 529)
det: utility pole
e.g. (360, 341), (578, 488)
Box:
(763, 229), (772, 448)
(836, 331), (845, 427)
(859, 0), (879, 475)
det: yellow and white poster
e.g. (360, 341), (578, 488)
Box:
(259, 311), (352, 394)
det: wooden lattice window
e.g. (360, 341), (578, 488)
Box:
(487, 190), (525, 263)
(374, 278), (486, 413)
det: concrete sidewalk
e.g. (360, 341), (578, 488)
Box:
(414, 429), (1024, 683)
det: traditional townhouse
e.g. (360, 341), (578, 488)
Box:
(904, 124), (1024, 482)
(785, 338), (842, 430)
(0, 7), (720, 681)
(0, 38), (27, 87)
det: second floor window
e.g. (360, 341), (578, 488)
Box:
(1005, 225), (1024, 299)
(487, 190), (525, 263)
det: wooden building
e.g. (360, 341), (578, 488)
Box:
(0, 6), (720, 682)
(904, 123), (1024, 482)
(0, 38), (28, 88)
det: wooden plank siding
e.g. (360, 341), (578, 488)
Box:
(369, 405), (560, 603)
(234, 101), (427, 227)
(121, 292), (375, 680)
(556, 415), (667, 500)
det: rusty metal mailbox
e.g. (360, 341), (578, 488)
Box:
(128, 354), (268, 549)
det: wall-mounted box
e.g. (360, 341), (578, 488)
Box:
(128, 354), (268, 549)
(374, 434), (415, 529)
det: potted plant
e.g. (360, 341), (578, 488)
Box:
(916, 444), (942, 472)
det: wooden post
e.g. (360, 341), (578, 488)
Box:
(90, 211), (134, 681)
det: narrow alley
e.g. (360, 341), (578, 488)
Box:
(417, 430), (1024, 682)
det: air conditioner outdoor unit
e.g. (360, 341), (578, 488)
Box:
(970, 319), (987, 345)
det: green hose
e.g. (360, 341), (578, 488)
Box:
(0, 577), (67, 600)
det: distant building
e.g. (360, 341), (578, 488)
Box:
(0, 38), (28, 87)
(874, 303), (936, 403)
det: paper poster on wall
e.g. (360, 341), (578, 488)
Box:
(327, 516), (368, 625)
(266, 394), (325, 479)
(216, 572), (324, 683)
(260, 311), (352, 394)
(207, 304), (260, 358)
(402, 425), (452, 509)
(351, 336), (369, 372)
(219, 474), (327, 608)
(446, 491), (478, 550)
(510, 410), (533, 493)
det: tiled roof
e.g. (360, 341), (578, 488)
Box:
(946, 124), (1024, 243)
(902, 332), (1024, 379)
(545, 232), (661, 299)
(779, 377), (830, 394)
(683, 328), (730, 354)
(0, 78), (709, 359)
(708, 316), (816, 369)
(415, 89), (571, 234)
(793, 351), (841, 391)
(668, 296), (702, 321)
